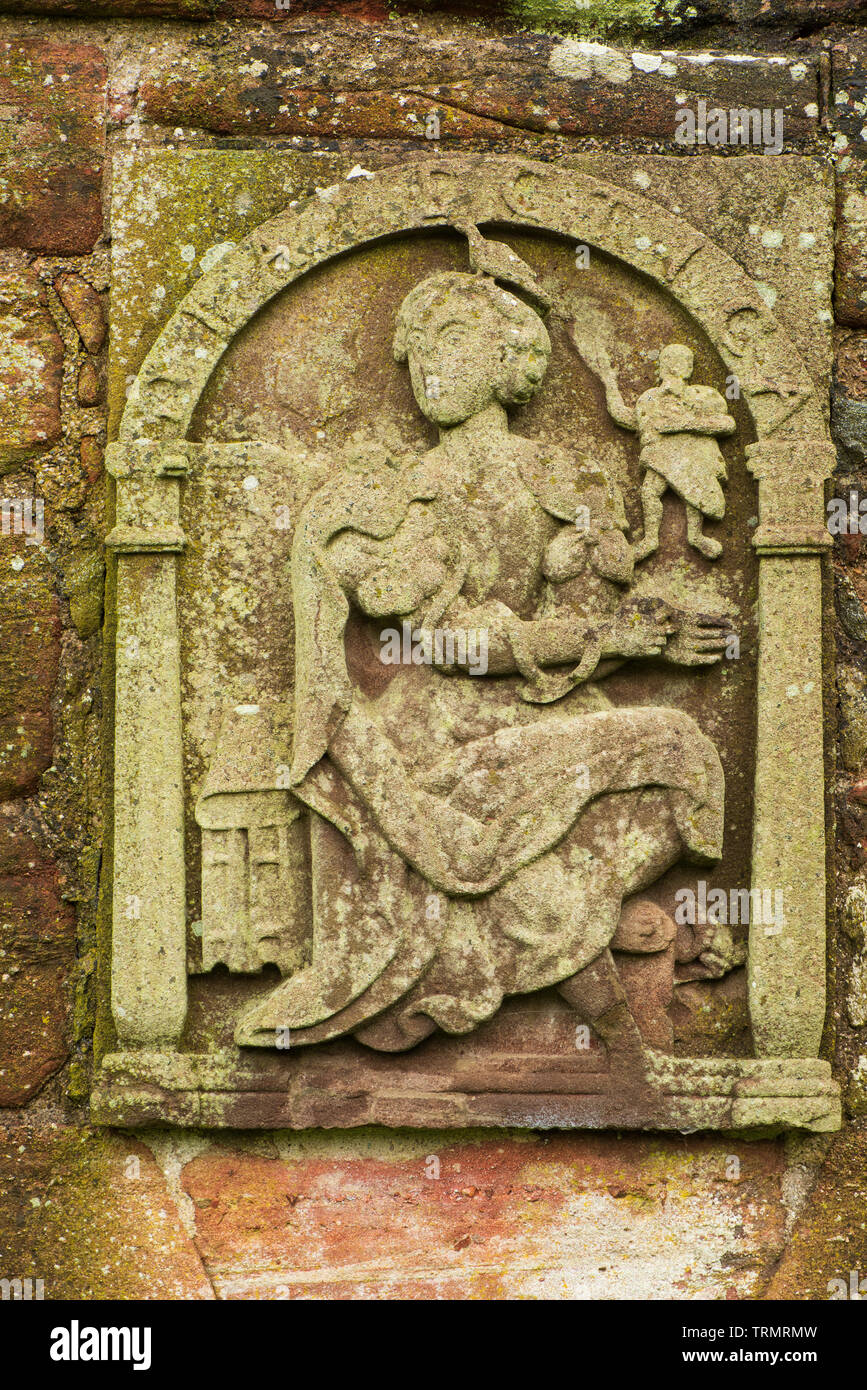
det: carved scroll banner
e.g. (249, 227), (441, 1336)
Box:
(94, 152), (840, 1133)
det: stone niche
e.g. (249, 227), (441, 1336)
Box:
(94, 150), (841, 1133)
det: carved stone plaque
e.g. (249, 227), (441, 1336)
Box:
(94, 151), (841, 1133)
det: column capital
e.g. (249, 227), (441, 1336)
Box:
(106, 439), (188, 554)
(745, 439), (835, 481)
(106, 440), (192, 479)
(746, 439), (835, 555)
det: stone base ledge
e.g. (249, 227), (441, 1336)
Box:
(91, 1051), (841, 1134)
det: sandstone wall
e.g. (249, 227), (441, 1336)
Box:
(2, 0), (867, 1300)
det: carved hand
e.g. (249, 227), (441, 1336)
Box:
(604, 597), (676, 659)
(565, 317), (637, 431)
(662, 611), (733, 666)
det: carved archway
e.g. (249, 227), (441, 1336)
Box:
(120, 155), (822, 445)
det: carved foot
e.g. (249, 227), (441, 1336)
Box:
(689, 533), (723, 560)
(632, 534), (658, 563)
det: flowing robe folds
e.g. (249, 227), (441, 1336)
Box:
(236, 449), (724, 1051)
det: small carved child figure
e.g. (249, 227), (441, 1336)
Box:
(631, 344), (736, 562)
(568, 318), (737, 564)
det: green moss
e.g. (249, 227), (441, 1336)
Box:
(406, 0), (701, 40)
(762, 1122), (867, 1298)
(0, 1127), (206, 1299)
(62, 550), (105, 639)
(108, 150), (353, 436)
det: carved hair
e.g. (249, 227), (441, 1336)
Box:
(393, 270), (551, 405)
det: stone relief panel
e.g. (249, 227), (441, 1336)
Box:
(96, 153), (840, 1132)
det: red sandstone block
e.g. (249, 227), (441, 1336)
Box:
(0, 0), (383, 12)
(212, 0), (387, 14)
(0, 42), (105, 252)
(0, 163), (103, 255)
(0, 559), (60, 799)
(79, 435), (104, 485)
(837, 169), (867, 328)
(180, 1134), (785, 1298)
(836, 331), (867, 400)
(0, 712), (53, 800)
(138, 30), (820, 145)
(0, 867), (76, 957)
(0, 822), (75, 1106)
(0, 961), (70, 1105)
(0, 265), (63, 466)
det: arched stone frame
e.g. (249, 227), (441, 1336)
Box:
(103, 154), (837, 1127)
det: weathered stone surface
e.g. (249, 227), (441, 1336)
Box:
(0, 42), (105, 253)
(54, 272), (106, 354)
(671, 970), (749, 1052)
(1, 0), (862, 1300)
(847, 958), (867, 1028)
(100, 149), (836, 1131)
(0, 0), (857, 26)
(843, 881), (867, 951)
(830, 32), (867, 162)
(832, 394), (867, 470)
(835, 330), (867, 401)
(838, 663), (867, 772)
(0, 0), (383, 14)
(108, 149), (356, 433)
(836, 170), (867, 328)
(111, 149), (834, 439)
(0, 961), (70, 1105)
(79, 435), (104, 486)
(62, 549), (104, 639)
(836, 568), (867, 644)
(0, 818), (74, 1105)
(0, 713), (53, 801)
(412, 0), (867, 29)
(0, 162), (103, 255)
(849, 1058), (867, 1116)
(0, 1123), (214, 1297)
(762, 1122), (867, 1298)
(177, 1131), (787, 1299)
(76, 358), (101, 407)
(0, 263), (63, 468)
(137, 26), (821, 146)
(841, 883), (867, 1029)
(0, 558), (60, 796)
(561, 153), (834, 388)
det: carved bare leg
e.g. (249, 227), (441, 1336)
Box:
(632, 470), (667, 561)
(686, 503), (723, 559)
(557, 948), (645, 1056)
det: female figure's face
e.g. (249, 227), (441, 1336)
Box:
(401, 291), (549, 427)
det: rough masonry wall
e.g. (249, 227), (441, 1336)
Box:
(2, 0), (867, 1299)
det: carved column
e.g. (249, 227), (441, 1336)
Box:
(745, 440), (835, 1059)
(106, 443), (189, 1048)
